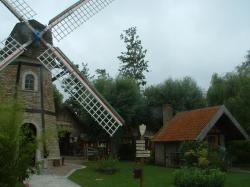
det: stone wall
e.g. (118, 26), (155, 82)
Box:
(42, 69), (56, 112)
(44, 114), (60, 159)
(0, 63), (17, 99)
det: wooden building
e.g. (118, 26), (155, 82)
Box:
(152, 105), (249, 167)
(56, 106), (109, 159)
(56, 106), (85, 156)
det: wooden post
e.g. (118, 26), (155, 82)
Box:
(137, 124), (147, 187)
(140, 135), (144, 187)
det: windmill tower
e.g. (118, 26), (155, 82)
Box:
(0, 0), (125, 166)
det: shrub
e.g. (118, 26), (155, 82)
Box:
(179, 141), (209, 168)
(0, 96), (37, 186)
(179, 141), (230, 170)
(57, 126), (72, 138)
(96, 156), (119, 174)
(174, 168), (225, 187)
(208, 149), (228, 171)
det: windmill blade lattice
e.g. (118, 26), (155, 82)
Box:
(0, 0), (37, 21)
(0, 0), (124, 137)
(0, 36), (26, 71)
(37, 46), (124, 136)
(49, 0), (115, 42)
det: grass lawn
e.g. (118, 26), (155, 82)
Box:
(69, 162), (250, 187)
(225, 172), (250, 187)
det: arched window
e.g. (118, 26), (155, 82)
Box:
(25, 74), (35, 90)
(22, 71), (38, 91)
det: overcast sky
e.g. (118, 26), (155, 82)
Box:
(1, 0), (250, 90)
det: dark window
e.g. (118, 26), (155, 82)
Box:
(25, 74), (35, 90)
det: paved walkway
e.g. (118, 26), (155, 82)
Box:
(230, 167), (250, 173)
(27, 162), (85, 187)
(29, 175), (81, 187)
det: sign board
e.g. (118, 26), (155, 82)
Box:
(136, 139), (150, 157)
(136, 146), (145, 151)
(136, 140), (145, 144)
(136, 150), (151, 158)
(136, 150), (150, 154)
(136, 144), (145, 148)
(136, 139), (145, 151)
(136, 153), (150, 158)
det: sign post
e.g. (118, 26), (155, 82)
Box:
(135, 124), (151, 187)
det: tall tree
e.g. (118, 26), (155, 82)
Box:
(207, 51), (250, 133)
(118, 27), (149, 86)
(144, 77), (206, 131)
(145, 77), (205, 111)
(92, 75), (145, 132)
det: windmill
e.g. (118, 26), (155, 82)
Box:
(0, 0), (125, 164)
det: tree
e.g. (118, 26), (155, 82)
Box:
(144, 77), (206, 131)
(53, 85), (63, 113)
(81, 62), (94, 80)
(106, 76), (145, 127)
(118, 27), (149, 86)
(0, 95), (37, 186)
(65, 69), (146, 139)
(88, 74), (146, 133)
(239, 50), (250, 70)
(207, 51), (250, 133)
(94, 75), (146, 155)
(95, 69), (110, 79)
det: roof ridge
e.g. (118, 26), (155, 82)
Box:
(176, 105), (222, 115)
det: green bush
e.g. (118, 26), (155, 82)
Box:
(208, 149), (228, 171)
(174, 168), (225, 187)
(179, 141), (230, 170)
(179, 141), (209, 168)
(96, 156), (119, 174)
(0, 96), (37, 186)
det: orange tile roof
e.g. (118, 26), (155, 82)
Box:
(152, 106), (221, 142)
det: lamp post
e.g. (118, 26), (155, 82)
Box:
(139, 124), (146, 187)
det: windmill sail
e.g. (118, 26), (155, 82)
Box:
(48, 0), (115, 42)
(0, 0), (37, 21)
(0, 0), (124, 136)
(38, 46), (125, 136)
(0, 36), (27, 71)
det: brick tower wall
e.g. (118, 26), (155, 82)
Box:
(0, 20), (61, 166)
(0, 56), (60, 162)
